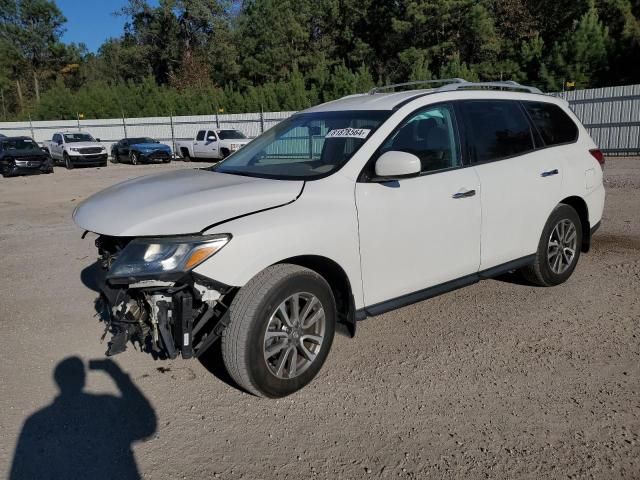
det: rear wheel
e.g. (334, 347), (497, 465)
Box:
(64, 152), (73, 170)
(222, 264), (336, 398)
(182, 150), (191, 162)
(521, 204), (582, 286)
(112, 151), (119, 163)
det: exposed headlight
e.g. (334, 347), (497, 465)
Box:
(108, 234), (230, 281)
(70, 148), (80, 152)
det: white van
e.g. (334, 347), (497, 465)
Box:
(74, 79), (605, 397)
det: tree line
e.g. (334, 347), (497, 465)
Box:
(0, 0), (639, 121)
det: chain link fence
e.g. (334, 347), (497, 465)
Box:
(0, 111), (296, 158)
(1, 83), (638, 156)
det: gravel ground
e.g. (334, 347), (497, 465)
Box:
(0, 158), (638, 479)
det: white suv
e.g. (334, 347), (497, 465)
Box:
(73, 79), (605, 398)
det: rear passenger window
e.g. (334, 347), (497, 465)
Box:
(381, 104), (461, 173)
(460, 101), (534, 163)
(523, 102), (578, 146)
(196, 130), (206, 141)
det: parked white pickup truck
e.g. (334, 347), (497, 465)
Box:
(176, 129), (251, 161)
(44, 131), (108, 169)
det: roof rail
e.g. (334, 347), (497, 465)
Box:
(437, 81), (543, 94)
(368, 78), (467, 95)
(367, 78), (542, 96)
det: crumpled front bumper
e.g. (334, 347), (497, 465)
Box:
(94, 236), (234, 359)
(2, 159), (53, 176)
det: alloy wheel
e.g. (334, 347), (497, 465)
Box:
(263, 292), (326, 379)
(547, 219), (578, 274)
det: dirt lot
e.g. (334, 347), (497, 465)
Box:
(1, 158), (639, 479)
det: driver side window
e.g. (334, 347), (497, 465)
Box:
(382, 104), (461, 173)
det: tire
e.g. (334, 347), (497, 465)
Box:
(222, 264), (336, 398)
(521, 204), (582, 287)
(130, 152), (139, 165)
(64, 152), (73, 170)
(182, 150), (191, 162)
(221, 148), (230, 159)
(112, 151), (119, 163)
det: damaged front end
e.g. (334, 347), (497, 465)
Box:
(95, 234), (235, 359)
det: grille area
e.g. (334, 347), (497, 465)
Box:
(78, 147), (103, 154)
(148, 151), (170, 159)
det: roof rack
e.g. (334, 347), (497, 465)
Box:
(368, 78), (542, 95)
(368, 78), (467, 95)
(438, 81), (542, 94)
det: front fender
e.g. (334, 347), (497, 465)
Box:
(194, 175), (365, 309)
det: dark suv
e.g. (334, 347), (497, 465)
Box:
(0, 136), (53, 177)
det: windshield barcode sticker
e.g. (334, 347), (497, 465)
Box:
(326, 128), (371, 139)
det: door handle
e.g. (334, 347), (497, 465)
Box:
(541, 169), (559, 177)
(452, 189), (476, 199)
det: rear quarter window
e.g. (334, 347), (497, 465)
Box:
(459, 100), (535, 163)
(523, 101), (579, 146)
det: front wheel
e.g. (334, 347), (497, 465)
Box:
(222, 264), (336, 398)
(521, 204), (582, 286)
(130, 152), (139, 165)
(64, 153), (73, 170)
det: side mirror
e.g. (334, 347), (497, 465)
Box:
(95, 138), (101, 142)
(207, 135), (217, 142)
(374, 151), (421, 180)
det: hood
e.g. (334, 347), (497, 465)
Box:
(131, 143), (171, 151)
(67, 142), (104, 149)
(73, 169), (303, 237)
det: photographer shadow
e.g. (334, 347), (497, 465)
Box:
(9, 357), (157, 480)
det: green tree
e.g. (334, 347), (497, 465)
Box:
(0, 0), (66, 106)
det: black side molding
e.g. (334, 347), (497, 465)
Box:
(358, 254), (536, 319)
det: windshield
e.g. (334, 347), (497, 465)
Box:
(1, 139), (40, 151)
(64, 133), (95, 143)
(218, 130), (247, 140)
(129, 137), (157, 145)
(213, 111), (390, 180)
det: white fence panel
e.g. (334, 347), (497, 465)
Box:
(0, 85), (638, 155)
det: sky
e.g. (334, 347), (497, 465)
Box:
(57, 0), (158, 52)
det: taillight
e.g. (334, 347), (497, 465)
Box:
(590, 149), (605, 169)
